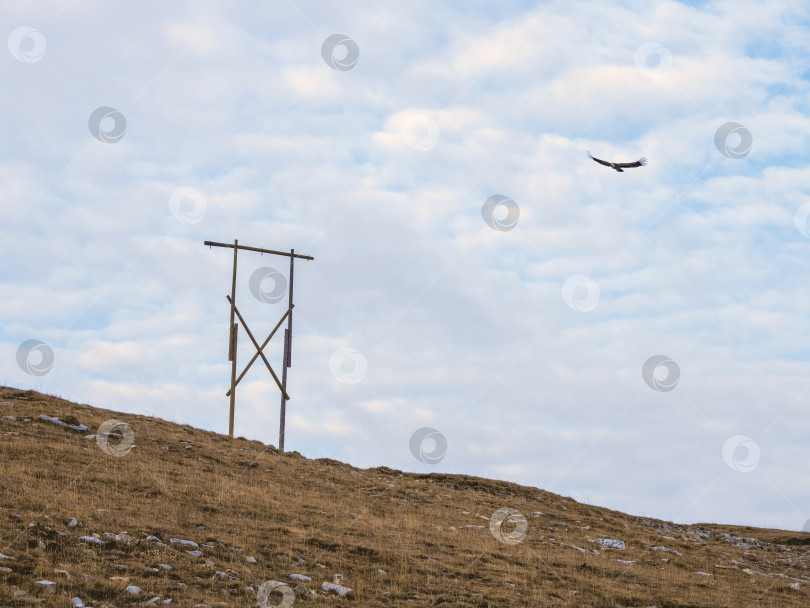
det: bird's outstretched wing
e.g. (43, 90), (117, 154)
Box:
(615, 157), (648, 169)
(587, 150), (612, 167)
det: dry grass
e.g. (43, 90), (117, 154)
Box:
(1, 386), (808, 607)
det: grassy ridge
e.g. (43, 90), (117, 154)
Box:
(1, 387), (808, 607)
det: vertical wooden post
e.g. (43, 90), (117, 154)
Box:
(279, 248), (295, 452)
(228, 239), (238, 439)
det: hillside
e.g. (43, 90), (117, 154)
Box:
(1, 387), (808, 607)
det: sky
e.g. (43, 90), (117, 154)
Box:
(2, 0), (810, 531)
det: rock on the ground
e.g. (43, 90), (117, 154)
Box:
(125, 585), (141, 594)
(295, 583), (317, 599)
(321, 582), (354, 598)
(36, 580), (56, 593)
(595, 538), (626, 550)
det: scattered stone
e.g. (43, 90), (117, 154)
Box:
(0, 567), (12, 574)
(72, 598), (86, 607)
(67, 518), (78, 527)
(295, 583), (317, 599)
(80, 536), (106, 545)
(290, 573), (311, 582)
(695, 572), (713, 577)
(214, 571), (228, 581)
(332, 574), (344, 584)
(169, 538), (198, 547)
(187, 550), (203, 558)
(158, 564), (173, 570)
(246, 556), (257, 564)
(790, 582), (800, 590)
(0, 553), (12, 559)
(594, 539), (626, 550)
(125, 585), (141, 594)
(54, 569), (71, 579)
(321, 582), (354, 597)
(377, 569), (386, 575)
(36, 580), (56, 594)
(616, 560), (634, 565)
(651, 546), (682, 556)
(38, 415), (89, 432)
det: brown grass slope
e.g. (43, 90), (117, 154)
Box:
(1, 387), (809, 607)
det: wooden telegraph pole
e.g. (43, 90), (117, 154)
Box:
(205, 240), (314, 450)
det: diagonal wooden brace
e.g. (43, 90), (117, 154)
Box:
(225, 295), (291, 400)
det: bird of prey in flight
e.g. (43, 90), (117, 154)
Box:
(587, 150), (647, 172)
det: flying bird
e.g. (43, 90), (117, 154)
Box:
(587, 150), (647, 172)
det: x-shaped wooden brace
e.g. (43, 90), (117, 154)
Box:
(225, 294), (293, 401)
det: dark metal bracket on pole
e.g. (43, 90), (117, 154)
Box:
(205, 240), (314, 451)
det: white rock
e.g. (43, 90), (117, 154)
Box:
(651, 546), (682, 556)
(695, 572), (713, 576)
(289, 573), (311, 581)
(595, 539), (626, 550)
(68, 518), (78, 527)
(71, 598), (85, 607)
(790, 582), (800, 590)
(157, 564), (172, 570)
(321, 582), (353, 597)
(0, 553), (12, 559)
(79, 536), (106, 545)
(169, 538), (198, 547)
(187, 550), (203, 557)
(36, 580), (56, 593)
(246, 556), (257, 563)
(125, 585), (141, 594)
